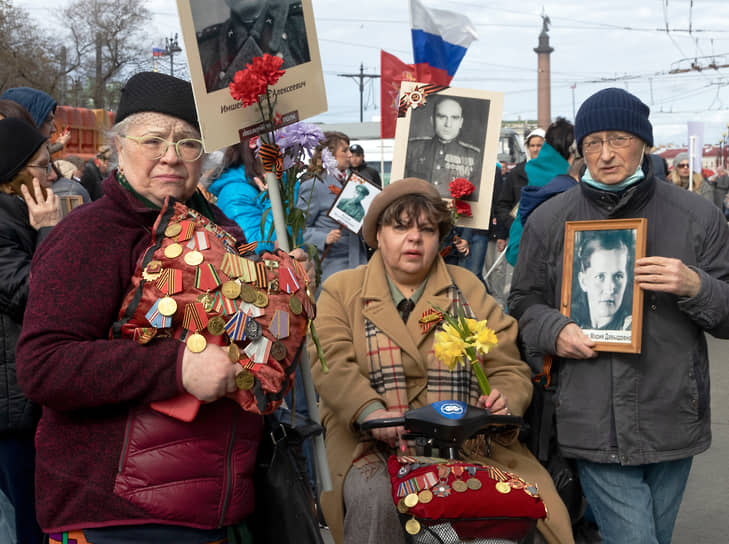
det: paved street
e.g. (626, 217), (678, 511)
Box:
(673, 334), (729, 543)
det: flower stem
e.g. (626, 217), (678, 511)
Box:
(470, 358), (491, 396)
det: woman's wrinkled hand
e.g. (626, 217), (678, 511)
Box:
(477, 388), (511, 415)
(181, 344), (238, 403)
(21, 179), (61, 230)
(362, 408), (406, 450)
(289, 247), (316, 291)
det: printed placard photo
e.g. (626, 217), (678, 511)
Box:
(176, 0), (327, 152)
(327, 173), (381, 234)
(561, 218), (647, 353)
(390, 82), (504, 230)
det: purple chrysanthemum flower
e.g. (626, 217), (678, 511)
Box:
(321, 147), (340, 178)
(276, 122), (324, 157)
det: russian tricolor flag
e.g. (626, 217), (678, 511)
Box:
(410, 0), (478, 86)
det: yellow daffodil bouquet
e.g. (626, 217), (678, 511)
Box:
(433, 305), (498, 396)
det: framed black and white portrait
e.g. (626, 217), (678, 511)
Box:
(176, 0), (326, 151)
(561, 218), (647, 353)
(390, 83), (504, 230)
(327, 173), (381, 234)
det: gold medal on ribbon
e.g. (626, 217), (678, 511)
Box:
(405, 518), (421, 536)
(270, 341), (287, 361)
(196, 292), (214, 313)
(241, 284), (257, 304)
(207, 316), (226, 336)
(158, 296), (177, 316)
(417, 489), (433, 503)
(164, 223), (182, 238)
(184, 250), (204, 266)
(164, 243), (183, 259)
(186, 332), (207, 353)
(254, 291), (269, 308)
(403, 493), (419, 508)
(452, 480), (468, 493)
(495, 481), (511, 494)
(467, 478), (482, 490)
(397, 499), (409, 514)
(222, 280), (242, 300)
(228, 343), (241, 363)
(288, 295), (303, 315)
(235, 370), (254, 390)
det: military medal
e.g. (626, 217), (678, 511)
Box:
(254, 291), (268, 308)
(142, 260), (163, 281)
(244, 318), (262, 340)
(495, 481), (511, 494)
(288, 295), (303, 315)
(397, 499), (409, 514)
(213, 291), (239, 315)
(403, 493), (419, 508)
(235, 370), (255, 390)
(224, 311), (247, 341)
(244, 335), (272, 364)
(207, 316), (226, 336)
(241, 284), (257, 304)
(405, 518), (421, 535)
(419, 309), (443, 334)
(222, 280), (242, 300)
(184, 250), (204, 266)
(164, 223), (182, 238)
(187, 231), (210, 251)
(133, 327), (157, 345)
(417, 489), (433, 503)
(269, 310), (290, 340)
(196, 292), (215, 313)
(228, 343), (241, 363)
(239, 258), (257, 283)
(524, 484), (540, 498)
(466, 466), (481, 490)
(176, 220), (195, 242)
(164, 243), (183, 259)
(156, 268), (183, 295)
(452, 479), (468, 492)
(255, 261), (268, 289)
(146, 299), (172, 328)
(158, 296), (177, 317)
(237, 241), (257, 255)
(183, 302), (209, 332)
(278, 266), (300, 294)
(186, 332), (207, 353)
(270, 341), (287, 361)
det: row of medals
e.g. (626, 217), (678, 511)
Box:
(144, 222), (302, 391)
(396, 458), (540, 535)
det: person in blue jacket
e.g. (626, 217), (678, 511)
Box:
(208, 138), (290, 251)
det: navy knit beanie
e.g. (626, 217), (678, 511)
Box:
(116, 72), (199, 130)
(575, 88), (653, 151)
(0, 118), (48, 183)
(0, 87), (57, 129)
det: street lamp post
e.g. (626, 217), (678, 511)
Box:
(163, 34), (182, 77)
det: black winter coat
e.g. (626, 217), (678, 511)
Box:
(0, 193), (48, 432)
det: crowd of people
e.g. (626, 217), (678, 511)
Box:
(0, 69), (727, 544)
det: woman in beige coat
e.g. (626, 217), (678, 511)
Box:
(310, 178), (574, 544)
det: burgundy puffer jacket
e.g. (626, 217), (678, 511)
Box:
(16, 175), (262, 532)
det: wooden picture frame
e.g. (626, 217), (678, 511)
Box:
(176, 0), (327, 152)
(561, 218), (647, 353)
(59, 195), (84, 218)
(326, 173), (381, 234)
(390, 82), (504, 230)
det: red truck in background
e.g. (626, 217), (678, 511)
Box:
(51, 105), (115, 160)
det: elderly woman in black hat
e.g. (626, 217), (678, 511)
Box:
(16, 72), (309, 543)
(0, 117), (60, 544)
(310, 178), (574, 544)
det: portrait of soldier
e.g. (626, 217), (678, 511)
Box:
(196, 0), (311, 93)
(571, 229), (635, 331)
(404, 96), (484, 200)
(336, 183), (370, 223)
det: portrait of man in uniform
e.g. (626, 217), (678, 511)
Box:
(194, 0), (311, 93)
(404, 95), (488, 201)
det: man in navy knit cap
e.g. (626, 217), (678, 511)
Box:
(509, 88), (729, 543)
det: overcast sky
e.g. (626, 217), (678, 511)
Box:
(19, 0), (729, 146)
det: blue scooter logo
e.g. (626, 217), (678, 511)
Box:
(433, 400), (466, 420)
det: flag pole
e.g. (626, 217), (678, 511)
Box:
(264, 171), (332, 493)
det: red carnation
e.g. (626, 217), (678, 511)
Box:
(454, 200), (472, 217)
(248, 54), (285, 86)
(229, 69), (266, 107)
(449, 178), (475, 199)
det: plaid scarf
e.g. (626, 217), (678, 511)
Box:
(353, 282), (483, 466)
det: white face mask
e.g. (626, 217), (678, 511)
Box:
(582, 147), (646, 192)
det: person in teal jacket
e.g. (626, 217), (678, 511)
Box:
(208, 140), (298, 251)
(505, 118), (576, 266)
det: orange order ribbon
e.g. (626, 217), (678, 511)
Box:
(259, 142), (284, 179)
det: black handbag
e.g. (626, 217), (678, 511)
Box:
(248, 413), (325, 544)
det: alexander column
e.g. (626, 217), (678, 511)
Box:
(534, 15), (553, 129)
